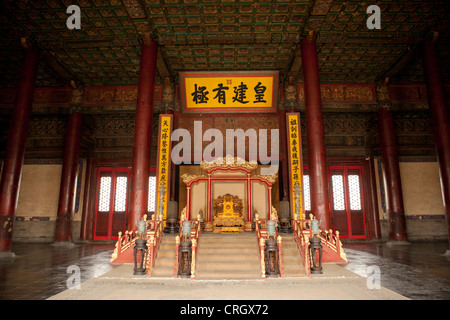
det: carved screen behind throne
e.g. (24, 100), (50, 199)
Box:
(179, 160), (278, 228)
(211, 180), (247, 216)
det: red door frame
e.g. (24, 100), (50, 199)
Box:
(328, 165), (367, 239)
(303, 163), (368, 239)
(93, 168), (130, 241)
(92, 167), (158, 241)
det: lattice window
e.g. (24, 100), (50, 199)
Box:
(348, 175), (362, 210)
(148, 176), (157, 212)
(114, 176), (128, 212)
(331, 175), (345, 210)
(98, 176), (111, 211)
(303, 175), (311, 211)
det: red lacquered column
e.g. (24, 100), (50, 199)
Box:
(0, 44), (40, 253)
(80, 158), (94, 241)
(300, 32), (331, 229)
(378, 107), (407, 241)
(367, 156), (382, 239)
(54, 110), (82, 243)
(127, 38), (158, 231)
(422, 38), (450, 246)
(376, 83), (407, 242)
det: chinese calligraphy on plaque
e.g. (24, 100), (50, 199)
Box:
(180, 71), (278, 112)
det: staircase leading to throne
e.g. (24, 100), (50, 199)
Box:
(112, 220), (346, 278)
(149, 232), (310, 279)
(150, 235), (177, 277)
(195, 233), (261, 279)
(279, 234), (306, 277)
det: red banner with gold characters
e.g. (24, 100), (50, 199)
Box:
(286, 113), (305, 219)
(155, 114), (173, 224)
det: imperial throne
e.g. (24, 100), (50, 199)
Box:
(213, 194), (245, 234)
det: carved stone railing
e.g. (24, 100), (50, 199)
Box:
(189, 220), (201, 279)
(318, 228), (347, 263)
(292, 216), (348, 277)
(110, 214), (165, 270)
(145, 219), (164, 276)
(254, 219), (267, 279)
(110, 229), (137, 263)
(292, 219), (311, 276)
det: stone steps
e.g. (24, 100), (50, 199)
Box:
(195, 233), (261, 279)
(150, 235), (177, 277)
(150, 232), (306, 278)
(280, 234), (305, 276)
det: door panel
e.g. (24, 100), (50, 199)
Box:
(330, 169), (349, 236)
(95, 172), (113, 239)
(347, 168), (365, 237)
(329, 166), (366, 239)
(94, 168), (157, 240)
(111, 171), (129, 238)
(94, 168), (129, 240)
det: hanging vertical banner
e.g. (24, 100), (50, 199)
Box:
(286, 113), (305, 220)
(155, 114), (173, 224)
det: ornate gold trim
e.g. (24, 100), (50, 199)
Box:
(181, 173), (202, 184)
(200, 155), (258, 171)
(254, 174), (277, 184)
(180, 206), (187, 221)
(271, 205), (278, 221)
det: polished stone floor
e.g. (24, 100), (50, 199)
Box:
(0, 240), (449, 300)
(0, 243), (115, 300)
(343, 241), (450, 300)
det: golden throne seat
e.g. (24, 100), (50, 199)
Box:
(213, 194), (245, 234)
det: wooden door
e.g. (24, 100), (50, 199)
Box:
(329, 166), (366, 239)
(94, 168), (130, 240)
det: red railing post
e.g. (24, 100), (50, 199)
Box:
(191, 238), (197, 279)
(173, 235), (180, 278)
(117, 231), (123, 253)
(259, 237), (266, 279)
(277, 235), (285, 277)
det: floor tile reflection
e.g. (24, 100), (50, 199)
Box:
(0, 243), (114, 300)
(1, 241), (450, 300)
(343, 241), (450, 300)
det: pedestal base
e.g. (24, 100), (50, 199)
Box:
(279, 225), (293, 233)
(164, 223), (179, 234)
(133, 269), (147, 275)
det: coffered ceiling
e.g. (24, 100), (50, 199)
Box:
(0, 0), (449, 88)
